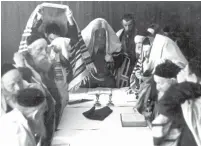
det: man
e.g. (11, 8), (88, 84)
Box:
(17, 4), (69, 125)
(153, 60), (198, 146)
(152, 60), (184, 146)
(130, 36), (152, 95)
(116, 13), (138, 87)
(81, 18), (123, 88)
(0, 88), (48, 146)
(157, 55), (201, 146)
(1, 63), (54, 146)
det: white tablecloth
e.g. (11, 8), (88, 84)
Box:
(51, 89), (154, 146)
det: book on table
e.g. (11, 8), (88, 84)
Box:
(120, 112), (147, 127)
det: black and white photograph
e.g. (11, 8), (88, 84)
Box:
(1, 1), (201, 146)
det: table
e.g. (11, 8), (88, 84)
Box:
(51, 88), (154, 146)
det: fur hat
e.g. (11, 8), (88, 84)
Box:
(16, 88), (45, 107)
(154, 60), (182, 78)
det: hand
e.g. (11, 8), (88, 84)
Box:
(13, 52), (25, 67)
(65, 6), (73, 18)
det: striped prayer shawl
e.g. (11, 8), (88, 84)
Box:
(68, 32), (94, 91)
(152, 114), (182, 146)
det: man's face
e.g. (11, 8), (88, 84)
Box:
(94, 28), (106, 53)
(2, 69), (24, 95)
(143, 44), (151, 58)
(28, 38), (52, 72)
(47, 33), (59, 43)
(154, 75), (176, 93)
(122, 19), (134, 33)
(135, 42), (143, 55)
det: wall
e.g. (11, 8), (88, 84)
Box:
(2, 1), (201, 63)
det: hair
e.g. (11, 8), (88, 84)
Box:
(45, 23), (62, 36)
(154, 60), (182, 78)
(148, 23), (160, 34)
(142, 37), (150, 45)
(121, 13), (134, 22)
(26, 32), (45, 46)
(16, 88), (45, 107)
(163, 26), (170, 33)
(188, 55), (201, 78)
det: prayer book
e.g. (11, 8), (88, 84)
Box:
(120, 113), (147, 127)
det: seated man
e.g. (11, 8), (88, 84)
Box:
(152, 60), (197, 146)
(0, 88), (48, 146)
(158, 55), (201, 146)
(1, 63), (54, 146)
(81, 18), (123, 88)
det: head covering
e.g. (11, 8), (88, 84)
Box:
(81, 18), (122, 61)
(147, 23), (160, 35)
(134, 35), (146, 44)
(154, 60), (181, 78)
(16, 88), (45, 107)
(149, 34), (188, 73)
(189, 55), (201, 78)
(1, 63), (17, 77)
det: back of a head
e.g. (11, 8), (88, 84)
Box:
(189, 55), (201, 78)
(45, 23), (62, 37)
(16, 88), (45, 107)
(154, 60), (182, 78)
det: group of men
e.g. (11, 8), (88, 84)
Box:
(1, 3), (201, 146)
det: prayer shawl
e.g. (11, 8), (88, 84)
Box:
(18, 3), (95, 92)
(81, 18), (122, 60)
(157, 82), (201, 146)
(148, 34), (188, 73)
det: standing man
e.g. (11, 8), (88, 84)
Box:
(116, 13), (138, 87)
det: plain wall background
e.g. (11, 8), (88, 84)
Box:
(2, 1), (201, 63)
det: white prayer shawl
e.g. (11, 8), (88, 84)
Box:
(181, 97), (201, 146)
(148, 34), (188, 72)
(81, 18), (122, 59)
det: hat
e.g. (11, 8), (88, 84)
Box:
(1, 63), (16, 77)
(134, 35), (146, 43)
(189, 55), (201, 78)
(16, 88), (45, 107)
(154, 60), (181, 78)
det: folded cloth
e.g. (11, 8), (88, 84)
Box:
(83, 106), (113, 121)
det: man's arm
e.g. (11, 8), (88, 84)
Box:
(64, 6), (78, 41)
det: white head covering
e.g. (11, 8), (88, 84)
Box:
(134, 35), (146, 44)
(81, 18), (121, 62)
(149, 34), (188, 73)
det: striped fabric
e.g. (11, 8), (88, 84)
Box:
(18, 5), (95, 91)
(68, 32), (94, 91)
(152, 114), (182, 146)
